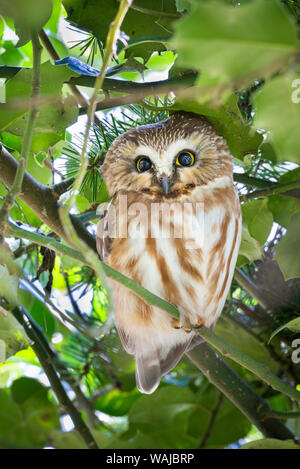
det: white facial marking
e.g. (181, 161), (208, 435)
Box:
(135, 138), (196, 177)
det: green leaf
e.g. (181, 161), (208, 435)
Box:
(171, 93), (263, 160)
(240, 438), (300, 449)
(275, 212), (300, 280)
(105, 430), (158, 450)
(269, 317), (300, 343)
(268, 195), (300, 228)
(0, 40), (24, 66)
(92, 285), (107, 323)
(44, 0), (64, 35)
(171, 0), (298, 87)
(216, 316), (278, 373)
(0, 131), (62, 154)
(127, 386), (199, 448)
(0, 62), (79, 135)
(0, 310), (28, 361)
(11, 376), (47, 404)
(187, 385), (251, 448)
(0, 265), (20, 307)
(253, 73), (300, 164)
(237, 223), (263, 267)
(124, 41), (168, 63)
(9, 377), (60, 446)
(0, 389), (23, 442)
(95, 388), (141, 417)
(49, 430), (86, 449)
(18, 288), (57, 339)
(0, 0), (53, 47)
(62, 0), (177, 43)
(75, 194), (91, 213)
(242, 199), (273, 244)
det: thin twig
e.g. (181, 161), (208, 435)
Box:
(199, 393), (224, 448)
(266, 410), (300, 420)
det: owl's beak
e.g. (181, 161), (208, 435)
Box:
(160, 174), (171, 195)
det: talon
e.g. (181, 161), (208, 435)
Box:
(172, 319), (181, 329)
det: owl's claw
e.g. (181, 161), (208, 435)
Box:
(171, 319), (192, 333)
(171, 319), (182, 329)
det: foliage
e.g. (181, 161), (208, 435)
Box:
(0, 0), (300, 450)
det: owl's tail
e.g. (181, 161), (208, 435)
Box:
(134, 335), (203, 394)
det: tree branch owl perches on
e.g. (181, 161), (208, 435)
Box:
(96, 111), (242, 394)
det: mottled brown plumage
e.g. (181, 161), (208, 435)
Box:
(97, 112), (241, 393)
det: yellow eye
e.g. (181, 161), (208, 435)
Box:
(176, 151), (195, 167)
(136, 157), (153, 173)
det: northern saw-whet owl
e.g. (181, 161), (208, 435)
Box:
(96, 111), (242, 394)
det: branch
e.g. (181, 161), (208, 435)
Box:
(233, 173), (272, 188)
(11, 305), (99, 449)
(234, 268), (271, 309)
(6, 220), (300, 407)
(0, 144), (97, 251)
(6, 220), (180, 320)
(0, 64), (197, 94)
(239, 178), (300, 202)
(186, 343), (297, 441)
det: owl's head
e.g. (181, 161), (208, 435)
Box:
(101, 112), (233, 198)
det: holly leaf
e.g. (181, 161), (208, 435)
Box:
(268, 195), (300, 228)
(0, 265), (20, 308)
(269, 317), (300, 343)
(62, 0), (177, 43)
(171, 0), (298, 88)
(0, 0), (53, 47)
(240, 438), (300, 449)
(275, 212), (300, 280)
(253, 73), (300, 164)
(171, 93), (263, 160)
(242, 199), (273, 245)
(237, 223), (263, 267)
(124, 41), (168, 63)
(0, 62), (79, 135)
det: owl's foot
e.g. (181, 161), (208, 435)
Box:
(171, 319), (192, 333)
(171, 319), (182, 329)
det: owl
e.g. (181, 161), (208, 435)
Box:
(96, 111), (242, 394)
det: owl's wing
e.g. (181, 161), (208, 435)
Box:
(134, 323), (217, 393)
(135, 336), (196, 394)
